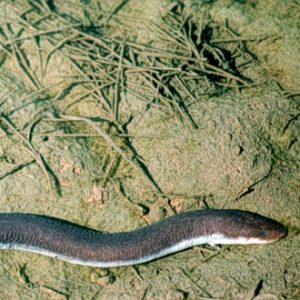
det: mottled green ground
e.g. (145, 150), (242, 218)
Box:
(0, 0), (299, 299)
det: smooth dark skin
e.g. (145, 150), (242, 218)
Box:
(0, 209), (287, 265)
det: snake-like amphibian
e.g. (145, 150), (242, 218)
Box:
(0, 209), (286, 267)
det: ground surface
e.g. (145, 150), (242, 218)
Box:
(0, 0), (299, 299)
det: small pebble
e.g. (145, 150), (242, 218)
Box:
(90, 270), (114, 286)
(166, 289), (188, 300)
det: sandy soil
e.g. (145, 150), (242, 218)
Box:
(0, 0), (299, 299)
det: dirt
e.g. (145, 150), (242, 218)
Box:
(0, 0), (299, 299)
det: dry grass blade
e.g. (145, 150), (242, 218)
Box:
(60, 114), (164, 197)
(2, 24), (82, 47)
(7, 80), (67, 116)
(0, 114), (60, 197)
(105, 0), (129, 24)
(113, 41), (126, 122)
(0, 159), (35, 181)
(62, 82), (114, 113)
(5, 26), (41, 89)
(43, 33), (78, 77)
